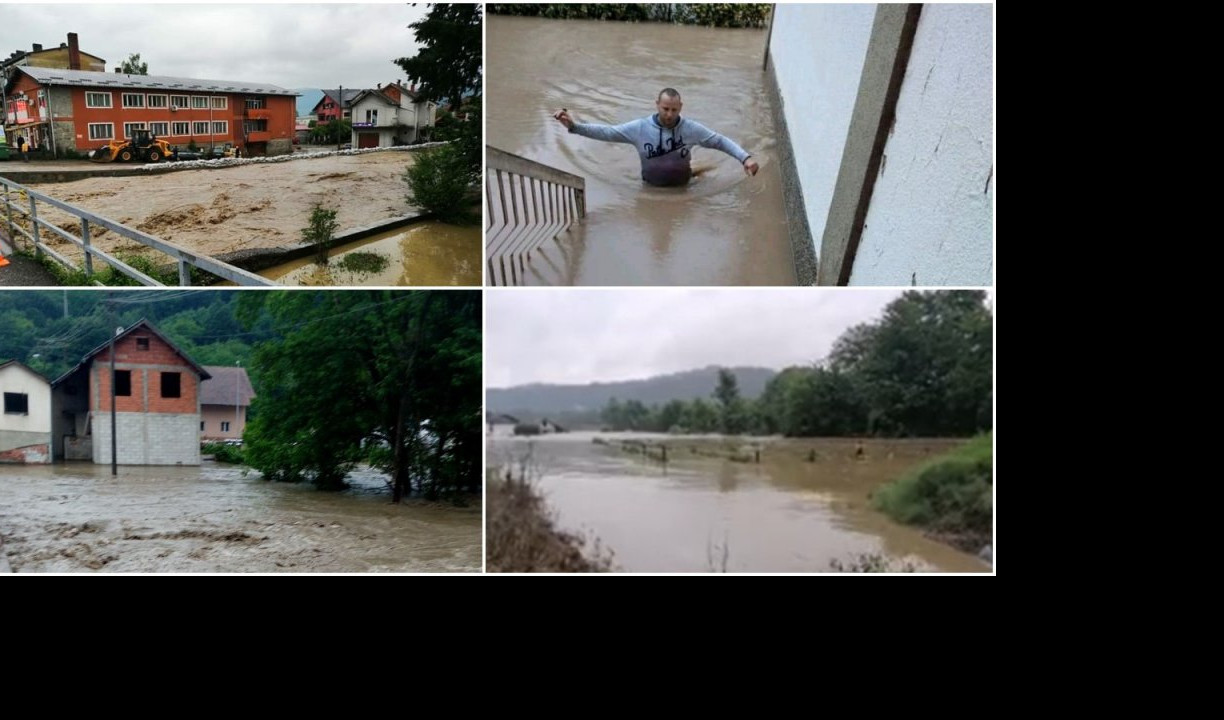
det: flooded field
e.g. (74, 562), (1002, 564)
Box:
(488, 16), (794, 285)
(488, 431), (989, 573)
(255, 221), (481, 286)
(0, 462), (481, 573)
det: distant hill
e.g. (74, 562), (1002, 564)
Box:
(488, 366), (777, 415)
(295, 89), (324, 118)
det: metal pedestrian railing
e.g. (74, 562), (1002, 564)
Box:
(1, 175), (274, 286)
(485, 145), (585, 286)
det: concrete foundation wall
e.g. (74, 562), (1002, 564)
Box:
(0, 430), (51, 463)
(92, 412), (200, 465)
(267, 138), (292, 156)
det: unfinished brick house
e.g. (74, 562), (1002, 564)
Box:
(51, 319), (211, 465)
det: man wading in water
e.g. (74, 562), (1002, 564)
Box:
(554, 88), (759, 187)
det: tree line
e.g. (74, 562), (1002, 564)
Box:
(599, 291), (992, 438)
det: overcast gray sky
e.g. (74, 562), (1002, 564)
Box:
(1, 3), (430, 89)
(486, 289), (907, 388)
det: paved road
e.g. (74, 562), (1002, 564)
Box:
(0, 236), (60, 286)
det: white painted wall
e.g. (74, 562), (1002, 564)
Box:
(851, 4), (994, 286)
(769, 4), (877, 256)
(0, 363), (52, 434)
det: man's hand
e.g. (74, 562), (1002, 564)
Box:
(554, 109), (575, 130)
(743, 158), (759, 176)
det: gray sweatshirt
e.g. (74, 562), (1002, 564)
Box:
(569, 113), (751, 187)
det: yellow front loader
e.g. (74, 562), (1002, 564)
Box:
(89, 129), (173, 163)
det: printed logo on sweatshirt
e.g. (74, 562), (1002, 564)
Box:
(644, 135), (689, 160)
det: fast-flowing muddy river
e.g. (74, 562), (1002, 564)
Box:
(488, 16), (795, 285)
(0, 462), (481, 573)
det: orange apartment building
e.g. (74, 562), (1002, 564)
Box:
(5, 65), (297, 157)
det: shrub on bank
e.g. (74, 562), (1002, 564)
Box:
(403, 144), (473, 223)
(487, 467), (614, 572)
(872, 433), (993, 547)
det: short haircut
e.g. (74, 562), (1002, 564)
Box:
(658, 88), (682, 102)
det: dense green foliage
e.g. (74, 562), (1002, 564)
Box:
(236, 291), (481, 500)
(0, 291), (267, 382)
(872, 433), (993, 544)
(597, 291), (992, 438)
(404, 143), (475, 222)
(489, 4), (772, 28)
(394, 4), (483, 110)
(309, 118), (352, 145)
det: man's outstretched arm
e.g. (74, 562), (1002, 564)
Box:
(555, 109), (638, 144)
(688, 120), (759, 176)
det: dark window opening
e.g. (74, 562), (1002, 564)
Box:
(115, 370), (131, 397)
(136, 337), (150, 350)
(161, 372), (181, 398)
(3, 392), (29, 415)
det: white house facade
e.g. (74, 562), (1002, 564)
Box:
(0, 360), (52, 464)
(348, 83), (436, 149)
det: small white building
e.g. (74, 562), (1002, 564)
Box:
(0, 359), (52, 464)
(348, 82), (436, 149)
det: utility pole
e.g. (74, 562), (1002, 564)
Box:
(337, 85), (343, 151)
(234, 361), (240, 439)
(108, 292), (117, 476)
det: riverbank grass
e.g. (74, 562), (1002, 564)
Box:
(872, 432), (992, 550)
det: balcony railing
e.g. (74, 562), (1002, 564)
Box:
(485, 145), (586, 286)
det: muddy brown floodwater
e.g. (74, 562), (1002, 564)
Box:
(0, 463), (482, 573)
(488, 16), (795, 285)
(23, 151), (435, 263)
(488, 431), (990, 573)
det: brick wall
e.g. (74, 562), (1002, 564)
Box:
(92, 332), (198, 415)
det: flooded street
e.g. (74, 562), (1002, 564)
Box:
(257, 221), (481, 286)
(488, 16), (795, 285)
(0, 462), (482, 573)
(489, 432), (989, 573)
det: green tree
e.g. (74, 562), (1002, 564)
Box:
(120, 53), (149, 75)
(238, 291), (481, 500)
(404, 143), (474, 222)
(713, 368), (746, 435)
(394, 4), (483, 111)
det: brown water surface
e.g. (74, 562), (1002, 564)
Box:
(488, 16), (795, 285)
(0, 463), (481, 573)
(488, 431), (989, 573)
(258, 222), (481, 286)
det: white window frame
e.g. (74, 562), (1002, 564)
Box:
(222, 421), (231, 433)
(149, 122), (169, 136)
(191, 96), (209, 109)
(211, 121), (228, 135)
(192, 121), (210, 135)
(211, 96), (228, 110)
(122, 93), (145, 108)
(88, 123), (114, 140)
(172, 121), (189, 136)
(123, 122), (146, 139)
(86, 91), (112, 108)
(147, 94), (168, 108)
(171, 95), (189, 108)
